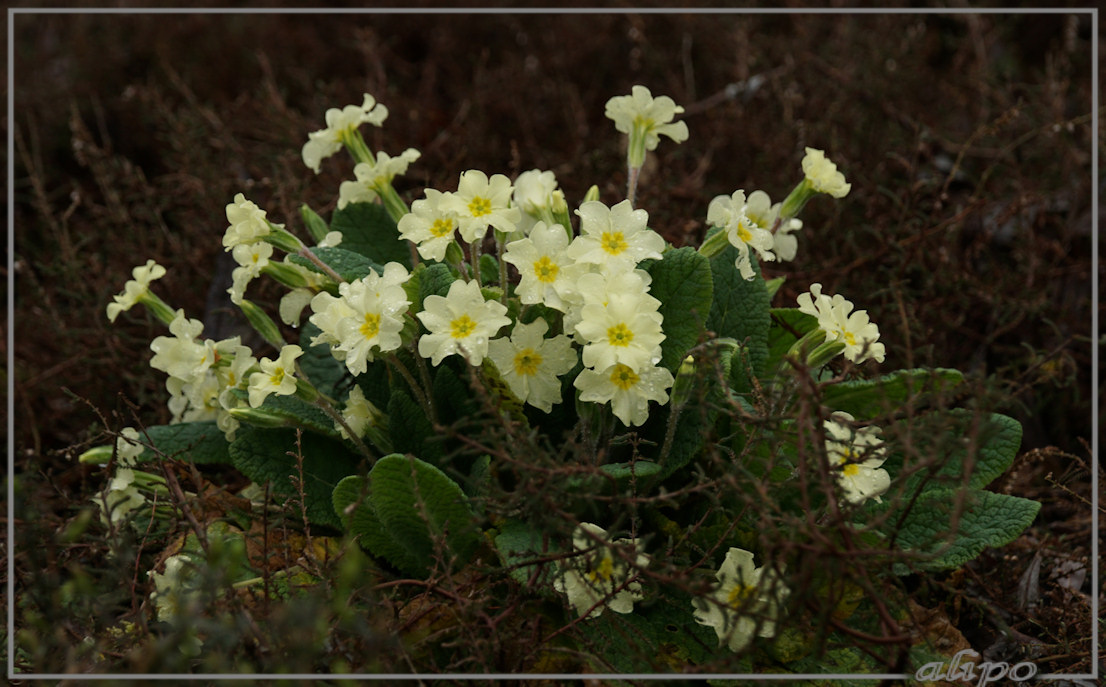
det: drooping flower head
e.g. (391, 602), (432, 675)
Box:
(707, 190), (776, 281)
(554, 523), (648, 619)
(824, 411), (890, 504)
(796, 284), (885, 364)
(487, 319), (578, 413)
(106, 259), (167, 322)
(416, 279), (511, 366)
(605, 85), (689, 167)
(247, 344), (303, 408)
(302, 93), (389, 173)
(802, 147), (851, 199)
(338, 148), (421, 209)
(223, 193), (276, 251)
(228, 242), (274, 305)
(693, 547), (789, 653)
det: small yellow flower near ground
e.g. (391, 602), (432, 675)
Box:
(338, 148), (421, 209)
(567, 199), (664, 270)
(574, 361), (673, 427)
(824, 411), (890, 504)
(439, 170), (521, 244)
(223, 193), (276, 250)
(554, 522), (648, 619)
(398, 188), (462, 263)
(692, 547), (789, 653)
(106, 259), (167, 322)
(707, 190), (777, 281)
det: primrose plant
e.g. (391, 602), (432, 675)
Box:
(89, 85), (1040, 673)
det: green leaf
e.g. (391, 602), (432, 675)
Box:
(134, 421), (231, 464)
(705, 245), (770, 386)
(387, 387), (442, 462)
(329, 201), (412, 269)
(415, 262), (456, 309)
(821, 368), (964, 419)
(644, 247), (714, 371)
(368, 453), (482, 576)
(298, 321), (349, 399)
(888, 488), (1040, 572)
(289, 246), (382, 282)
(493, 519), (557, 589)
(333, 475), (423, 574)
(894, 411), (1023, 493)
(229, 426), (362, 529)
(227, 387), (339, 439)
(580, 595), (721, 671)
(765, 308), (819, 375)
(599, 460), (662, 481)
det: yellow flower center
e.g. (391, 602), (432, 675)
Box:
(360, 312), (381, 339)
(533, 256), (559, 283)
(450, 314), (477, 339)
(600, 231), (629, 255)
(842, 330), (857, 347)
(727, 583), (756, 609)
(270, 368), (285, 387)
(586, 554), (614, 584)
(513, 348), (543, 377)
(431, 218), (455, 238)
(609, 364), (640, 390)
(607, 322), (634, 347)
(468, 196), (493, 217)
(736, 220), (753, 244)
(842, 463), (860, 477)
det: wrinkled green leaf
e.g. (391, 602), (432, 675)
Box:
(330, 201), (412, 269)
(705, 245), (770, 388)
(494, 519), (557, 589)
(229, 426), (362, 529)
(333, 475), (423, 574)
(888, 488), (1039, 572)
(645, 247), (714, 371)
(289, 246), (382, 282)
(298, 321), (349, 400)
(130, 421), (231, 465)
(821, 368), (964, 419)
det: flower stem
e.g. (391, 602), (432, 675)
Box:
(626, 164), (641, 208)
(298, 246), (345, 284)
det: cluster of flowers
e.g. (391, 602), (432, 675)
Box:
(99, 85), (893, 654)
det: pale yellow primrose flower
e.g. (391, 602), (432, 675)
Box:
(397, 189), (460, 262)
(228, 242), (273, 305)
(693, 547), (788, 653)
(247, 344), (303, 408)
(562, 266), (655, 339)
(115, 427), (145, 467)
(487, 319), (577, 413)
(574, 362), (673, 427)
(223, 193), (276, 250)
(439, 170), (521, 244)
(554, 523), (648, 620)
(743, 190), (804, 262)
(302, 93), (389, 173)
(416, 279), (511, 366)
(604, 85), (689, 167)
(574, 289), (665, 372)
(512, 168), (559, 234)
(802, 147), (851, 198)
(502, 221), (584, 312)
(95, 467), (147, 527)
(338, 148), (421, 209)
(824, 412), (890, 504)
(149, 310), (209, 383)
(707, 190), (776, 281)
(337, 385), (380, 440)
(106, 259), (167, 322)
(567, 200), (664, 270)
(796, 283), (885, 364)
(332, 264), (412, 375)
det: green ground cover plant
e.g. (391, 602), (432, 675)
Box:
(11, 9), (1094, 682)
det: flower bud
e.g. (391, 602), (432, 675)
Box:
(238, 299), (285, 349)
(300, 204), (330, 243)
